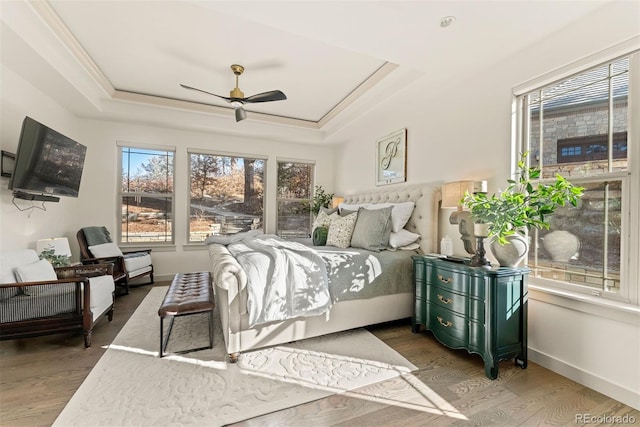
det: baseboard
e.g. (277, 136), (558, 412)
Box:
(529, 347), (640, 410)
(154, 274), (175, 282)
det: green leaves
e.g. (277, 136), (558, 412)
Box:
(39, 248), (71, 267)
(311, 185), (334, 215)
(461, 151), (584, 244)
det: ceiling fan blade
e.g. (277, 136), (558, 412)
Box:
(235, 107), (247, 122)
(180, 84), (232, 102)
(243, 90), (287, 103)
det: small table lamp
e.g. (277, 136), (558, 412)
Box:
(441, 181), (487, 255)
(36, 237), (72, 258)
(332, 196), (344, 209)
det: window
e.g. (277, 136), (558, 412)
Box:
(188, 152), (264, 242)
(516, 53), (637, 301)
(276, 161), (313, 238)
(120, 146), (174, 244)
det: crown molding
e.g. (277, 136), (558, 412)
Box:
(19, 0), (398, 131)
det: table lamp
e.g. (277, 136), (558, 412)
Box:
(440, 180), (487, 255)
(36, 237), (72, 266)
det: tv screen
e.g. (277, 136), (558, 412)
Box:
(9, 116), (87, 198)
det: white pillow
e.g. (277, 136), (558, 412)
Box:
(88, 242), (124, 258)
(389, 229), (420, 248)
(366, 202), (415, 233)
(14, 259), (57, 282)
(398, 242), (420, 251)
(337, 203), (366, 215)
(326, 212), (358, 249)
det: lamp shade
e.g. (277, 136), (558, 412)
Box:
(36, 237), (71, 257)
(441, 180), (487, 209)
(332, 196), (344, 209)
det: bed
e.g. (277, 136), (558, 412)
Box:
(207, 182), (439, 361)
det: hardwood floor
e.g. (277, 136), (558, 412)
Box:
(1, 282), (638, 426)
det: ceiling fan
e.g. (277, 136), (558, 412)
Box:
(180, 64), (287, 122)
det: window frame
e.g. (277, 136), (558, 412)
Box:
(117, 143), (176, 247)
(186, 149), (267, 243)
(275, 158), (315, 238)
(513, 49), (639, 306)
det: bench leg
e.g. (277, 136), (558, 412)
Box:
(159, 316), (164, 357)
(159, 316), (175, 358)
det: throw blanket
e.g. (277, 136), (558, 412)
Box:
(206, 232), (331, 327)
(82, 226), (112, 246)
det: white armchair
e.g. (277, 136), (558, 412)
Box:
(0, 249), (115, 347)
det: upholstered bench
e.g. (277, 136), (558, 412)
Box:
(158, 271), (214, 357)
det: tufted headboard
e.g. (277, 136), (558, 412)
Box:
(342, 182), (440, 254)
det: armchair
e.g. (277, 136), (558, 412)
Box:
(0, 249), (115, 347)
(77, 227), (154, 295)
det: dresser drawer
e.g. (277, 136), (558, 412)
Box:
(428, 287), (467, 316)
(428, 263), (469, 295)
(429, 305), (468, 346)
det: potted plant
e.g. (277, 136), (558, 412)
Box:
(311, 185), (334, 216)
(38, 247), (71, 267)
(461, 152), (584, 267)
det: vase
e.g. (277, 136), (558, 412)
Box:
(542, 230), (580, 262)
(490, 234), (529, 268)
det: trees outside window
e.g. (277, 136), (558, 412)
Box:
(120, 146), (174, 244)
(188, 152), (264, 242)
(276, 161), (313, 238)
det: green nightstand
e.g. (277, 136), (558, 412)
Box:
(412, 255), (529, 380)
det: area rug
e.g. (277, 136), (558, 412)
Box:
(53, 287), (417, 426)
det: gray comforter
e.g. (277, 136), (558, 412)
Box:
(205, 233), (418, 327)
(315, 245), (417, 302)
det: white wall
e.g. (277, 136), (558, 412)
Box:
(327, 1), (640, 409)
(0, 66), (335, 277)
(0, 65), (83, 253)
(72, 119), (334, 278)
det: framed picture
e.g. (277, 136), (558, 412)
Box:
(375, 128), (406, 186)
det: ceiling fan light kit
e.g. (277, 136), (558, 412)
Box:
(181, 64), (287, 122)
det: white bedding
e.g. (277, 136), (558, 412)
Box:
(208, 232), (331, 327)
(206, 182), (439, 357)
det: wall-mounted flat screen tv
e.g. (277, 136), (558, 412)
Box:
(9, 116), (87, 198)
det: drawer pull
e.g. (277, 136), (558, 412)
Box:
(437, 274), (453, 284)
(436, 316), (453, 327)
(437, 294), (453, 304)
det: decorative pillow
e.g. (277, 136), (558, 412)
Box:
(339, 208), (357, 217)
(14, 259), (58, 283)
(398, 242), (420, 251)
(350, 207), (393, 252)
(338, 202), (365, 214)
(88, 242), (124, 258)
(312, 210), (333, 230)
(312, 226), (329, 246)
(389, 229), (420, 248)
(326, 212), (358, 249)
(366, 202), (415, 233)
(319, 206), (338, 215)
(14, 259), (59, 296)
